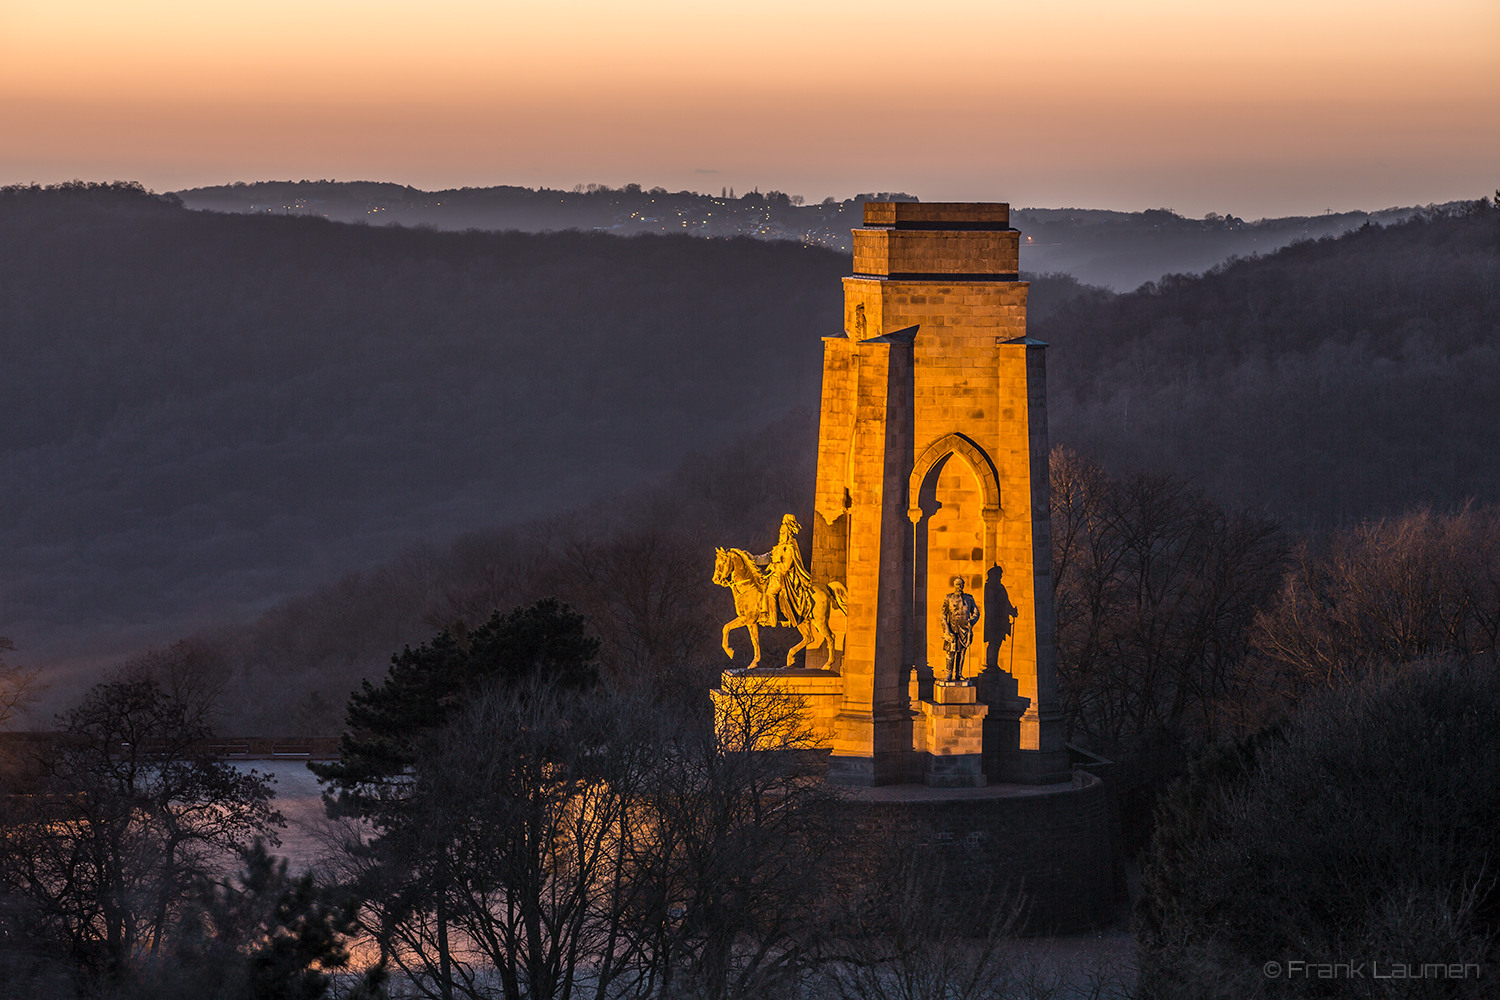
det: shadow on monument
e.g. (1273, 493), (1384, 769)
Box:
(983, 565), (1018, 674)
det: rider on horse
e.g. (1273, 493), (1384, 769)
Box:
(715, 517), (847, 670)
(753, 514), (811, 627)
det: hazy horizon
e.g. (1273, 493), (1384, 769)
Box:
(4, 1), (1496, 221)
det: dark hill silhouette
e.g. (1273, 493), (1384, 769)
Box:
(1042, 202), (1500, 527)
(0, 182), (847, 696)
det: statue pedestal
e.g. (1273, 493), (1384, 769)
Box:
(913, 681), (989, 787)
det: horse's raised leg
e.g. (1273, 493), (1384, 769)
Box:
(725, 617), (763, 669)
(786, 623), (812, 667)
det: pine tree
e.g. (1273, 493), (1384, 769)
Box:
(171, 839), (359, 1000)
(310, 598), (598, 817)
(308, 599), (599, 1000)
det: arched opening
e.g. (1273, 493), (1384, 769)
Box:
(916, 453), (988, 676)
(908, 434), (1003, 695)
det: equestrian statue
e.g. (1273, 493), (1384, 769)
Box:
(713, 514), (847, 669)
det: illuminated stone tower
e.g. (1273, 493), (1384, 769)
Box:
(808, 202), (1068, 786)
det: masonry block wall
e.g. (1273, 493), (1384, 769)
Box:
(840, 772), (1117, 932)
(810, 202), (1068, 785)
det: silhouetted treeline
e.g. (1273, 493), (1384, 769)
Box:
(1049, 443), (1500, 852)
(11, 496), (1500, 996)
(1045, 455), (1500, 994)
(1, 631), (1111, 999)
(0, 677), (353, 1000)
(1138, 657), (1500, 998)
(1042, 199), (1500, 529)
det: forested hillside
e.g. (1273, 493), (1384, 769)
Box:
(1043, 202), (1500, 527)
(0, 183), (844, 691)
(3, 184), (1495, 723)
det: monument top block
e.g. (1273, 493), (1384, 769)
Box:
(860, 202), (1011, 231)
(852, 203), (1020, 280)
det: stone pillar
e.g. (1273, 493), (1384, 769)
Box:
(809, 334), (855, 671)
(824, 327), (916, 785)
(800, 201), (1069, 785)
(988, 338), (1068, 784)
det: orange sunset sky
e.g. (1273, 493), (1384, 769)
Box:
(2, 0), (1496, 218)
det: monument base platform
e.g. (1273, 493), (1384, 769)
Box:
(712, 668), (1073, 786)
(913, 680), (987, 787)
(990, 748), (1073, 785)
(841, 771), (1117, 933)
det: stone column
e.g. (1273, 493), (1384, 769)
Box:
(989, 337), (1069, 783)
(826, 326), (916, 785)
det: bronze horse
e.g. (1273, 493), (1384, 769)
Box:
(713, 547), (847, 669)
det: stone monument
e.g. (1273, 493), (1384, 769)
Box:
(714, 201), (1070, 789)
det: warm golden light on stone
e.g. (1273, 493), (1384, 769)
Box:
(713, 202), (1070, 787)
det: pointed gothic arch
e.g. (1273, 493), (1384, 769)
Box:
(905, 433), (1004, 677)
(908, 432), (1001, 520)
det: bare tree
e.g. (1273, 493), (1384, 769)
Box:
(321, 671), (848, 1000)
(638, 677), (845, 1000)
(114, 638), (230, 730)
(1251, 505), (1500, 696)
(0, 636), (41, 730)
(558, 530), (720, 695)
(1050, 448), (1286, 747)
(418, 682), (646, 1000)
(821, 845), (1023, 1000)
(0, 679), (283, 986)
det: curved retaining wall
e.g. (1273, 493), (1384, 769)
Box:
(839, 771), (1115, 933)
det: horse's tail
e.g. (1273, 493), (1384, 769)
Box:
(827, 580), (848, 615)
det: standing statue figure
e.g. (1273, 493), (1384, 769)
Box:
(941, 576), (982, 682)
(753, 514), (811, 628)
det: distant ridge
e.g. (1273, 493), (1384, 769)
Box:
(174, 179), (1452, 289)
